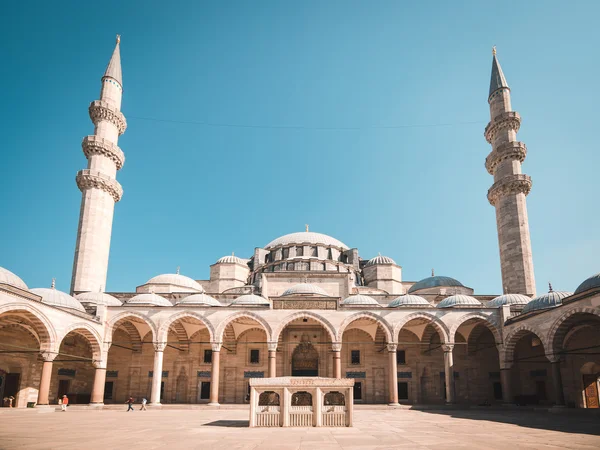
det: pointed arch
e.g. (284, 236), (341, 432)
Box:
(393, 312), (449, 343)
(337, 312), (393, 342)
(448, 312), (502, 345)
(272, 311), (336, 343)
(215, 311), (273, 343)
(157, 311), (215, 343)
(0, 303), (57, 351)
(60, 322), (103, 360)
(547, 307), (600, 356)
(503, 324), (545, 365)
(106, 311), (158, 343)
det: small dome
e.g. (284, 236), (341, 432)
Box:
(0, 267), (28, 290)
(408, 276), (464, 293)
(366, 255), (396, 267)
(487, 293), (531, 308)
(216, 254), (246, 265)
(175, 293), (222, 307)
(30, 287), (86, 313)
(522, 290), (572, 314)
(575, 273), (600, 295)
(146, 273), (203, 292)
(265, 231), (348, 250)
(75, 291), (122, 306)
(388, 294), (431, 308)
(437, 294), (482, 308)
(126, 293), (172, 307)
(230, 294), (270, 306)
(341, 294), (380, 306)
(282, 283), (329, 297)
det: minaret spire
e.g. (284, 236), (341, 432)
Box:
(71, 37), (127, 295)
(484, 48), (536, 296)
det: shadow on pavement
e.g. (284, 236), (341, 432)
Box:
(203, 419), (249, 427)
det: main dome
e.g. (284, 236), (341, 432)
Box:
(408, 276), (464, 293)
(0, 267), (28, 290)
(265, 232), (348, 250)
(282, 283), (329, 297)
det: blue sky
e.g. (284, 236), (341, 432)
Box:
(1, 1), (598, 295)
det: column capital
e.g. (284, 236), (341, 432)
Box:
(442, 344), (454, 352)
(331, 342), (342, 352)
(547, 355), (562, 364)
(387, 343), (398, 352)
(267, 341), (278, 352)
(211, 342), (222, 352)
(40, 351), (58, 362)
(153, 342), (167, 352)
(92, 360), (107, 369)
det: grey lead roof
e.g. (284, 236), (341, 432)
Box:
(103, 38), (122, 86)
(489, 53), (508, 97)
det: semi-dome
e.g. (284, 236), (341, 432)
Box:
(126, 293), (172, 307)
(365, 255), (396, 267)
(282, 283), (329, 297)
(0, 267), (28, 290)
(522, 289), (572, 314)
(388, 294), (431, 308)
(487, 293), (531, 308)
(75, 291), (122, 306)
(175, 293), (221, 307)
(341, 294), (380, 306)
(265, 231), (348, 250)
(30, 287), (86, 313)
(146, 273), (203, 292)
(216, 254), (246, 265)
(409, 275), (464, 293)
(437, 294), (482, 308)
(575, 273), (600, 295)
(230, 294), (270, 306)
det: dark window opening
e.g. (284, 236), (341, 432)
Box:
(204, 349), (212, 364)
(493, 382), (503, 400)
(397, 350), (406, 365)
(398, 382), (409, 400)
(353, 382), (362, 400)
(200, 382), (211, 400)
(250, 349), (260, 364)
(351, 350), (360, 365)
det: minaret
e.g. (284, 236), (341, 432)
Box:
(485, 47), (536, 296)
(71, 36), (126, 294)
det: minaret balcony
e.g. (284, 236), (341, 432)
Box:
(484, 111), (521, 144)
(82, 135), (125, 170)
(485, 141), (527, 175)
(76, 169), (123, 202)
(88, 100), (127, 135)
(487, 174), (532, 206)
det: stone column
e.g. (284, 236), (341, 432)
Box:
(315, 388), (322, 426)
(332, 342), (342, 379)
(90, 359), (107, 404)
(249, 386), (257, 427)
(150, 342), (166, 405)
(551, 360), (565, 406)
(347, 385), (354, 427)
(282, 387), (290, 427)
(37, 352), (57, 406)
(442, 344), (455, 404)
(500, 367), (512, 404)
(208, 342), (221, 406)
(268, 342), (277, 378)
(387, 343), (399, 405)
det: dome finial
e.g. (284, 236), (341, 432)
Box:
(305, 224), (309, 232)
(431, 268), (435, 277)
(232, 251), (235, 256)
(492, 45), (497, 56)
(116, 34), (121, 44)
(548, 281), (553, 292)
(176, 266), (180, 275)
(378, 252), (381, 256)
(51, 278), (56, 289)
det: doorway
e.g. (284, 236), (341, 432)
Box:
(291, 340), (319, 376)
(583, 375), (599, 408)
(2, 373), (20, 406)
(353, 382), (362, 401)
(58, 380), (70, 401)
(104, 381), (114, 402)
(199, 382), (211, 401)
(493, 382), (503, 401)
(398, 382), (408, 401)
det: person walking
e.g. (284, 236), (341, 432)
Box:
(126, 396), (135, 412)
(140, 397), (147, 411)
(61, 395), (68, 411)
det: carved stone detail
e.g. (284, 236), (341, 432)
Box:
(89, 100), (127, 135)
(153, 342), (167, 352)
(487, 174), (532, 206)
(82, 135), (125, 170)
(92, 359), (107, 369)
(484, 111), (521, 143)
(211, 342), (222, 352)
(441, 344), (454, 352)
(387, 343), (398, 352)
(331, 342), (342, 352)
(267, 341), (278, 352)
(485, 141), (527, 175)
(76, 169), (123, 202)
(40, 351), (58, 362)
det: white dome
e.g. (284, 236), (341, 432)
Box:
(282, 283), (329, 297)
(146, 273), (203, 292)
(216, 255), (246, 265)
(366, 255), (396, 267)
(0, 267), (28, 290)
(437, 294), (482, 308)
(265, 232), (348, 250)
(126, 293), (172, 307)
(75, 291), (122, 306)
(388, 294), (431, 308)
(230, 294), (270, 306)
(175, 293), (222, 307)
(341, 294), (380, 306)
(487, 293), (531, 308)
(30, 288), (86, 313)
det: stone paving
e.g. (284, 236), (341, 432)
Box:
(0, 408), (599, 449)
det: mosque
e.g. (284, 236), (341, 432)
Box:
(0, 38), (598, 410)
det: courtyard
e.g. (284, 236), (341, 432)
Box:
(0, 408), (599, 449)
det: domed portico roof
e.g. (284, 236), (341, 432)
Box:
(126, 293), (172, 307)
(0, 267), (28, 290)
(575, 273), (600, 295)
(265, 231), (348, 250)
(437, 294), (482, 308)
(75, 291), (122, 306)
(366, 255), (396, 267)
(522, 287), (572, 314)
(282, 283), (329, 297)
(230, 294), (270, 306)
(408, 275), (464, 293)
(146, 273), (204, 292)
(216, 254), (246, 265)
(175, 293), (222, 307)
(341, 294), (380, 306)
(388, 294), (431, 308)
(31, 284), (86, 313)
(487, 293), (531, 308)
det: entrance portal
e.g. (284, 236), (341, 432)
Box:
(291, 335), (319, 376)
